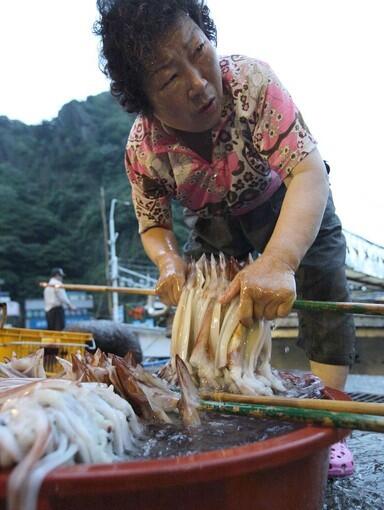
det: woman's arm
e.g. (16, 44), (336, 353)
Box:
(141, 227), (187, 305)
(220, 148), (329, 325)
(264, 148), (329, 270)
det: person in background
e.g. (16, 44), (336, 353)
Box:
(44, 268), (76, 331)
(94, 0), (356, 477)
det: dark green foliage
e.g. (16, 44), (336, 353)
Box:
(0, 92), (188, 303)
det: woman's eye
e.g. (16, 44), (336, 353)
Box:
(196, 42), (205, 54)
(161, 74), (177, 89)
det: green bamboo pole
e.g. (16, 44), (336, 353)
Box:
(293, 299), (384, 316)
(200, 391), (384, 416)
(199, 400), (384, 433)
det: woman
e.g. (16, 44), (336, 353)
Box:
(95, 0), (355, 476)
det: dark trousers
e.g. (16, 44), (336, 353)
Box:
(183, 185), (356, 366)
(46, 306), (65, 331)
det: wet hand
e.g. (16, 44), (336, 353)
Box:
(219, 254), (296, 326)
(155, 253), (187, 306)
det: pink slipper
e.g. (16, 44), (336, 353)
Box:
(328, 440), (355, 477)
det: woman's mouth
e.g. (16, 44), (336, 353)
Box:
(198, 98), (216, 114)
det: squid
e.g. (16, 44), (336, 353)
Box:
(165, 254), (286, 396)
(0, 378), (142, 510)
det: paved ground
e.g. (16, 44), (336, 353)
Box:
(324, 375), (384, 510)
(346, 374), (384, 394)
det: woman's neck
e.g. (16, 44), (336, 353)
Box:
(177, 129), (213, 163)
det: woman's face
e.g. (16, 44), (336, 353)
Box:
(144, 15), (223, 133)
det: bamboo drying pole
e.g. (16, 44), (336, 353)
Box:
(39, 282), (384, 316)
(198, 400), (384, 433)
(200, 391), (384, 416)
(39, 282), (157, 296)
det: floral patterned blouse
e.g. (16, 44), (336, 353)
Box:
(125, 55), (317, 234)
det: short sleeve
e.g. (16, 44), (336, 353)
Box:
(251, 63), (317, 178)
(125, 146), (173, 234)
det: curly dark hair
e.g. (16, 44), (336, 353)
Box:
(94, 0), (217, 115)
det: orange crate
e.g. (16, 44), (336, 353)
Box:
(0, 327), (95, 376)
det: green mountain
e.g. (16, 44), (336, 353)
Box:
(0, 92), (188, 304)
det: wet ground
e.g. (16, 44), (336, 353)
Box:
(324, 375), (384, 510)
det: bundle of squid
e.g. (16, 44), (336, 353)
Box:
(0, 348), (46, 378)
(0, 378), (142, 510)
(0, 348), (185, 426)
(164, 253), (286, 396)
(0, 351), (202, 510)
(57, 349), (180, 424)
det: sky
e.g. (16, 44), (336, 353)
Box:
(1, 0), (383, 246)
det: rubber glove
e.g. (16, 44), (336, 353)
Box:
(155, 253), (187, 306)
(219, 253), (296, 327)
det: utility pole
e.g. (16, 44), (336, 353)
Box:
(108, 198), (131, 322)
(100, 187), (113, 317)
(109, 198), (120, 322)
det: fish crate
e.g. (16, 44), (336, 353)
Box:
(0, 327), (96, 376)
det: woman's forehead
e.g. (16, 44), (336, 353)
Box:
(164, 15), (202, 46)
(147, 16), (203, 71)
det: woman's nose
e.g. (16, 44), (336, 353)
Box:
(187, 65), (207, 99)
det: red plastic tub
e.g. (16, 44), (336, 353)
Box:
(0, 388), (348, 510)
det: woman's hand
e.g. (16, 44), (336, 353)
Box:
(219, 253), (296, 326)
(155, 253), (187, 306)
(141, 227), (186, 306)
